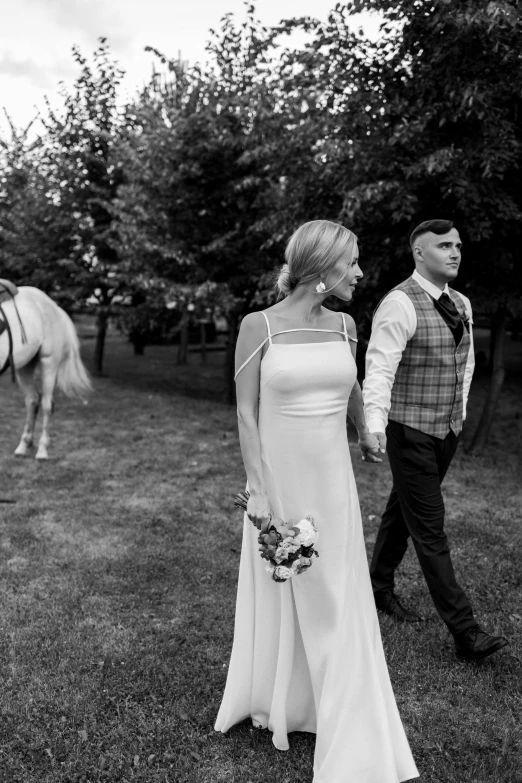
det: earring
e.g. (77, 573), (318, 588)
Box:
(316, 280), (326, 293)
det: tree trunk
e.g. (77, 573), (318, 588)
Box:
(200, 321), (207, 364)
(487, 321), (497, 371)
(177, 317), (189, 365)
(467, 308), (508, 453)
(94, 308), (109, 374)
(224, 310), (239, 405)
(130, 331), (146, 355)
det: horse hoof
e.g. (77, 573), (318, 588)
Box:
(14, 448), (29, 458)
(35, 452), (49, 461)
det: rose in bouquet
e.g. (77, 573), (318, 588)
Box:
(234, 489), (319, 583)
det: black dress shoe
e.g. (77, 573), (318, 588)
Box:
(374, 591), (423, 623)
(454, 625), (509, 660)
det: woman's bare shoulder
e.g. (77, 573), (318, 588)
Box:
(239, 311), (269, 339)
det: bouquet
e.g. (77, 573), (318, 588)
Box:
(234, 489), (319, 583)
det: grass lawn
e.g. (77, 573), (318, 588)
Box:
(0, 329), (521, 783)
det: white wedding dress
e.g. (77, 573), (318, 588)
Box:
(215, 312), (419, 783)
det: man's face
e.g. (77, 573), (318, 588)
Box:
(413, 228), (462, 286)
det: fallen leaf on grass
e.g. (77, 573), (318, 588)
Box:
(78, 729), (88, 742)
(134, 754), (140, 767)
(189, 750), (202, 762)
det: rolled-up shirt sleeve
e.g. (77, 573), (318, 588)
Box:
(363, 294), (416, 433)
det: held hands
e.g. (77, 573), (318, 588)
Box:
(358, 429), (386, 463)
(246, 490), (272, 532)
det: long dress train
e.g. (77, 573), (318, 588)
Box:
(215, 312), (419, 783)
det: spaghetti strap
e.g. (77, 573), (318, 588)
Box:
(234, 312), (272, 381)
(341, 313), (348, 341)
(261, 311), (272, 344)
(234, 336), (270, 381)
(271, 328), (346, 337)
(341, 313), (358, 343)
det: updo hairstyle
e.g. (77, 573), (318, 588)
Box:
(276, 220), (356, 299)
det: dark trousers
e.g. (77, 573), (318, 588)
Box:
(370, 420), (475, 636)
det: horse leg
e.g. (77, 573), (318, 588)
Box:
(35, 356), (58, 461)
(14, 362), (40, 457)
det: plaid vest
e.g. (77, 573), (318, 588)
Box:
(386, 277), (471, 439)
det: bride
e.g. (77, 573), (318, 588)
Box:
(215, 220), (419, 783)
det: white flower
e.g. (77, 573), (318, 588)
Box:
(280, 539), (300, 554)
(273, 565), (294, 581)
(294, 518), (318, 547)
(273, 549), (286, 564)
(265, 564), (275, 575)
(295, 556), (312, 574)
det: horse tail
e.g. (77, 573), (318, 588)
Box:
(56, 309), (92, 399)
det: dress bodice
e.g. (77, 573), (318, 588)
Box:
(260, 342), (357, 419)
(234, 310), (358, 419)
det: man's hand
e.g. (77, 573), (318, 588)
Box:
(358, 430), (383, 463)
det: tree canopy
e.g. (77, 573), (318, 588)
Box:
(0, 1), (520, 432)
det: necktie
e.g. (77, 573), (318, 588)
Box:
(433, 292), (467, 344)
(435, 293), (461, 329)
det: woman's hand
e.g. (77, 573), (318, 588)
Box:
(246, 490), (272, 531)
(358, 430), (383, 463)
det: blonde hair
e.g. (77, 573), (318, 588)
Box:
(276, 220), (356, 298)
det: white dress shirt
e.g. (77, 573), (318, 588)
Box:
(363, 269), (475, 434)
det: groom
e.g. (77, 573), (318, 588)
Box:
(363, 219), (508, 660)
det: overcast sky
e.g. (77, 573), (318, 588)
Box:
(0, 0), (379, 134)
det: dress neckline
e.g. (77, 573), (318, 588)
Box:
(234, 311), (356, 380)
(269, 341), (349, 346)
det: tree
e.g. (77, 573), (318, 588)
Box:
(279, 1), (522, 443)
(0, 114), (78, 303)
(40, 40), (128, 373)
(114, 8), (319, 400)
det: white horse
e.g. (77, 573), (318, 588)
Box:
(0, 286), (91, 459)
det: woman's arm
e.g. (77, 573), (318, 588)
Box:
(235, 313), (272, 529)
(345, 315), (382, 463)
(347, 380), (370, 439)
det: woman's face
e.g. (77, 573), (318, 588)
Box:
(325, 240), (363, 302)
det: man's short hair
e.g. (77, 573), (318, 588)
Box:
(410, 219), (454, 248)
